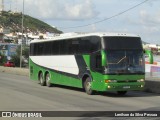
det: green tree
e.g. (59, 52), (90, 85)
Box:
(23, 46), (29, 60)
(0, 52), (7, 66)
(11, 53), (21, 67)
(11, 45), (29, 67)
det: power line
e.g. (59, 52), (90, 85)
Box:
(59, 0), (149, 30)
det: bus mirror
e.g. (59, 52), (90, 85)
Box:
(101, 50), (107, 66)
(145, 50), (153, 64)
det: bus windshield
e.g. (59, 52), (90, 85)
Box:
(103, 36), (144, 74)
(103, 36), (143, 50)
(105, 50), (145, 74)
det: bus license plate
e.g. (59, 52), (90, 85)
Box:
(123, 86), (130, 89)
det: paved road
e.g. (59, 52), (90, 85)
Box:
(0, 72), (160, 119)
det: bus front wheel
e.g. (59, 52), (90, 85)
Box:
(46, 73), (52, 87)
(39, 73), (46, 86)
(84, 77), (94, 95)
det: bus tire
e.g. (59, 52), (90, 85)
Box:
(46, 73), (52, 87)
(39, 73), (46, 86)
(117, 91), (127, 95)
(84, 77), (94, 95)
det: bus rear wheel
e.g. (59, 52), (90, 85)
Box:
(39, 73), (46, 86)
(117, 91), (127, 95)
(46, 73), (52, 87)
(84, 77), (94, 95)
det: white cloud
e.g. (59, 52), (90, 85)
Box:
(64, 0), (99, 20)
(8, 0), (99, 20)
(139, 9), (160, 25)
(143, 26), (159, 33)
(140, 10), (147, 18)
(90, 24), (96, 31)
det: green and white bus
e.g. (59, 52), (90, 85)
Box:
(29, 32), (151, 95)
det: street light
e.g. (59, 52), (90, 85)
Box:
(20, 0), (24, 68)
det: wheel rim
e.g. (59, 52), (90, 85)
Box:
(40, 75), (43, 84)
(46, 74), (50, 85)
(86, 81), (91, 92)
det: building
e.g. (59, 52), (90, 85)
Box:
(0, 43), (18, 60)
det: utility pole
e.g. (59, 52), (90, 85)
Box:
(0, 0), (4, 12)
(20, 0), (24, 68)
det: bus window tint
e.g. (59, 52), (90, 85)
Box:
(68, 39), (79, 54)
(52, 41), (59, 55)
(91, 36), (101, 52)
(80, 36), (101, 54)
(43, 42), (52, 55)
(30, 36), (101, 56)
(30, 44), (34, 55)
(68, 36), (101, 55)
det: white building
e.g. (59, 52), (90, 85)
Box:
(149, 44), (157, 48)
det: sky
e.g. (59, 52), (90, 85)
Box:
(3, 0), (160, 44)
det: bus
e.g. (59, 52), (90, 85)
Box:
(29, 32), (153, 95)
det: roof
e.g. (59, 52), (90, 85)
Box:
(30, 32), (140, 43)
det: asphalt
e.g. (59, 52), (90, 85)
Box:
(0, 72), (160, 120)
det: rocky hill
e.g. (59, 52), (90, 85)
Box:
(0, 11), (62, 34)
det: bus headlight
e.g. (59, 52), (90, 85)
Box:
(105, 80), (117, 83)
(137, 79), (144, 82)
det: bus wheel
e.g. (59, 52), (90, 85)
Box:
(46, 73), (52, 87)
(84, 77), (94, 95)
(39, 73), (46, 86)
(117, 91), (127, 95)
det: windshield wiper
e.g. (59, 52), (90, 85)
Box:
(117, 56), (127, 64)
(108, 56), (127, 65)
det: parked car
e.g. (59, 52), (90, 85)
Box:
(4, 61), (15, 67)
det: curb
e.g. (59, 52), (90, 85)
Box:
(144, 80), (160, 94)
(0, 66), (29, 76)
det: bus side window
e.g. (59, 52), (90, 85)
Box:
(96, 55), (102, 70)
(91, 52), (102, 72)
(52, 41), (60, 55)
(68, 39), (79, 54)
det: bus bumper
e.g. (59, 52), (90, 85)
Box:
(104, 82), (145, 91)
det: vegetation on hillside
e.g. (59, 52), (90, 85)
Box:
(0, 11), (62, 34)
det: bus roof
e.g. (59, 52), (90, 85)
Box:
(30, 32), (140, 43)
